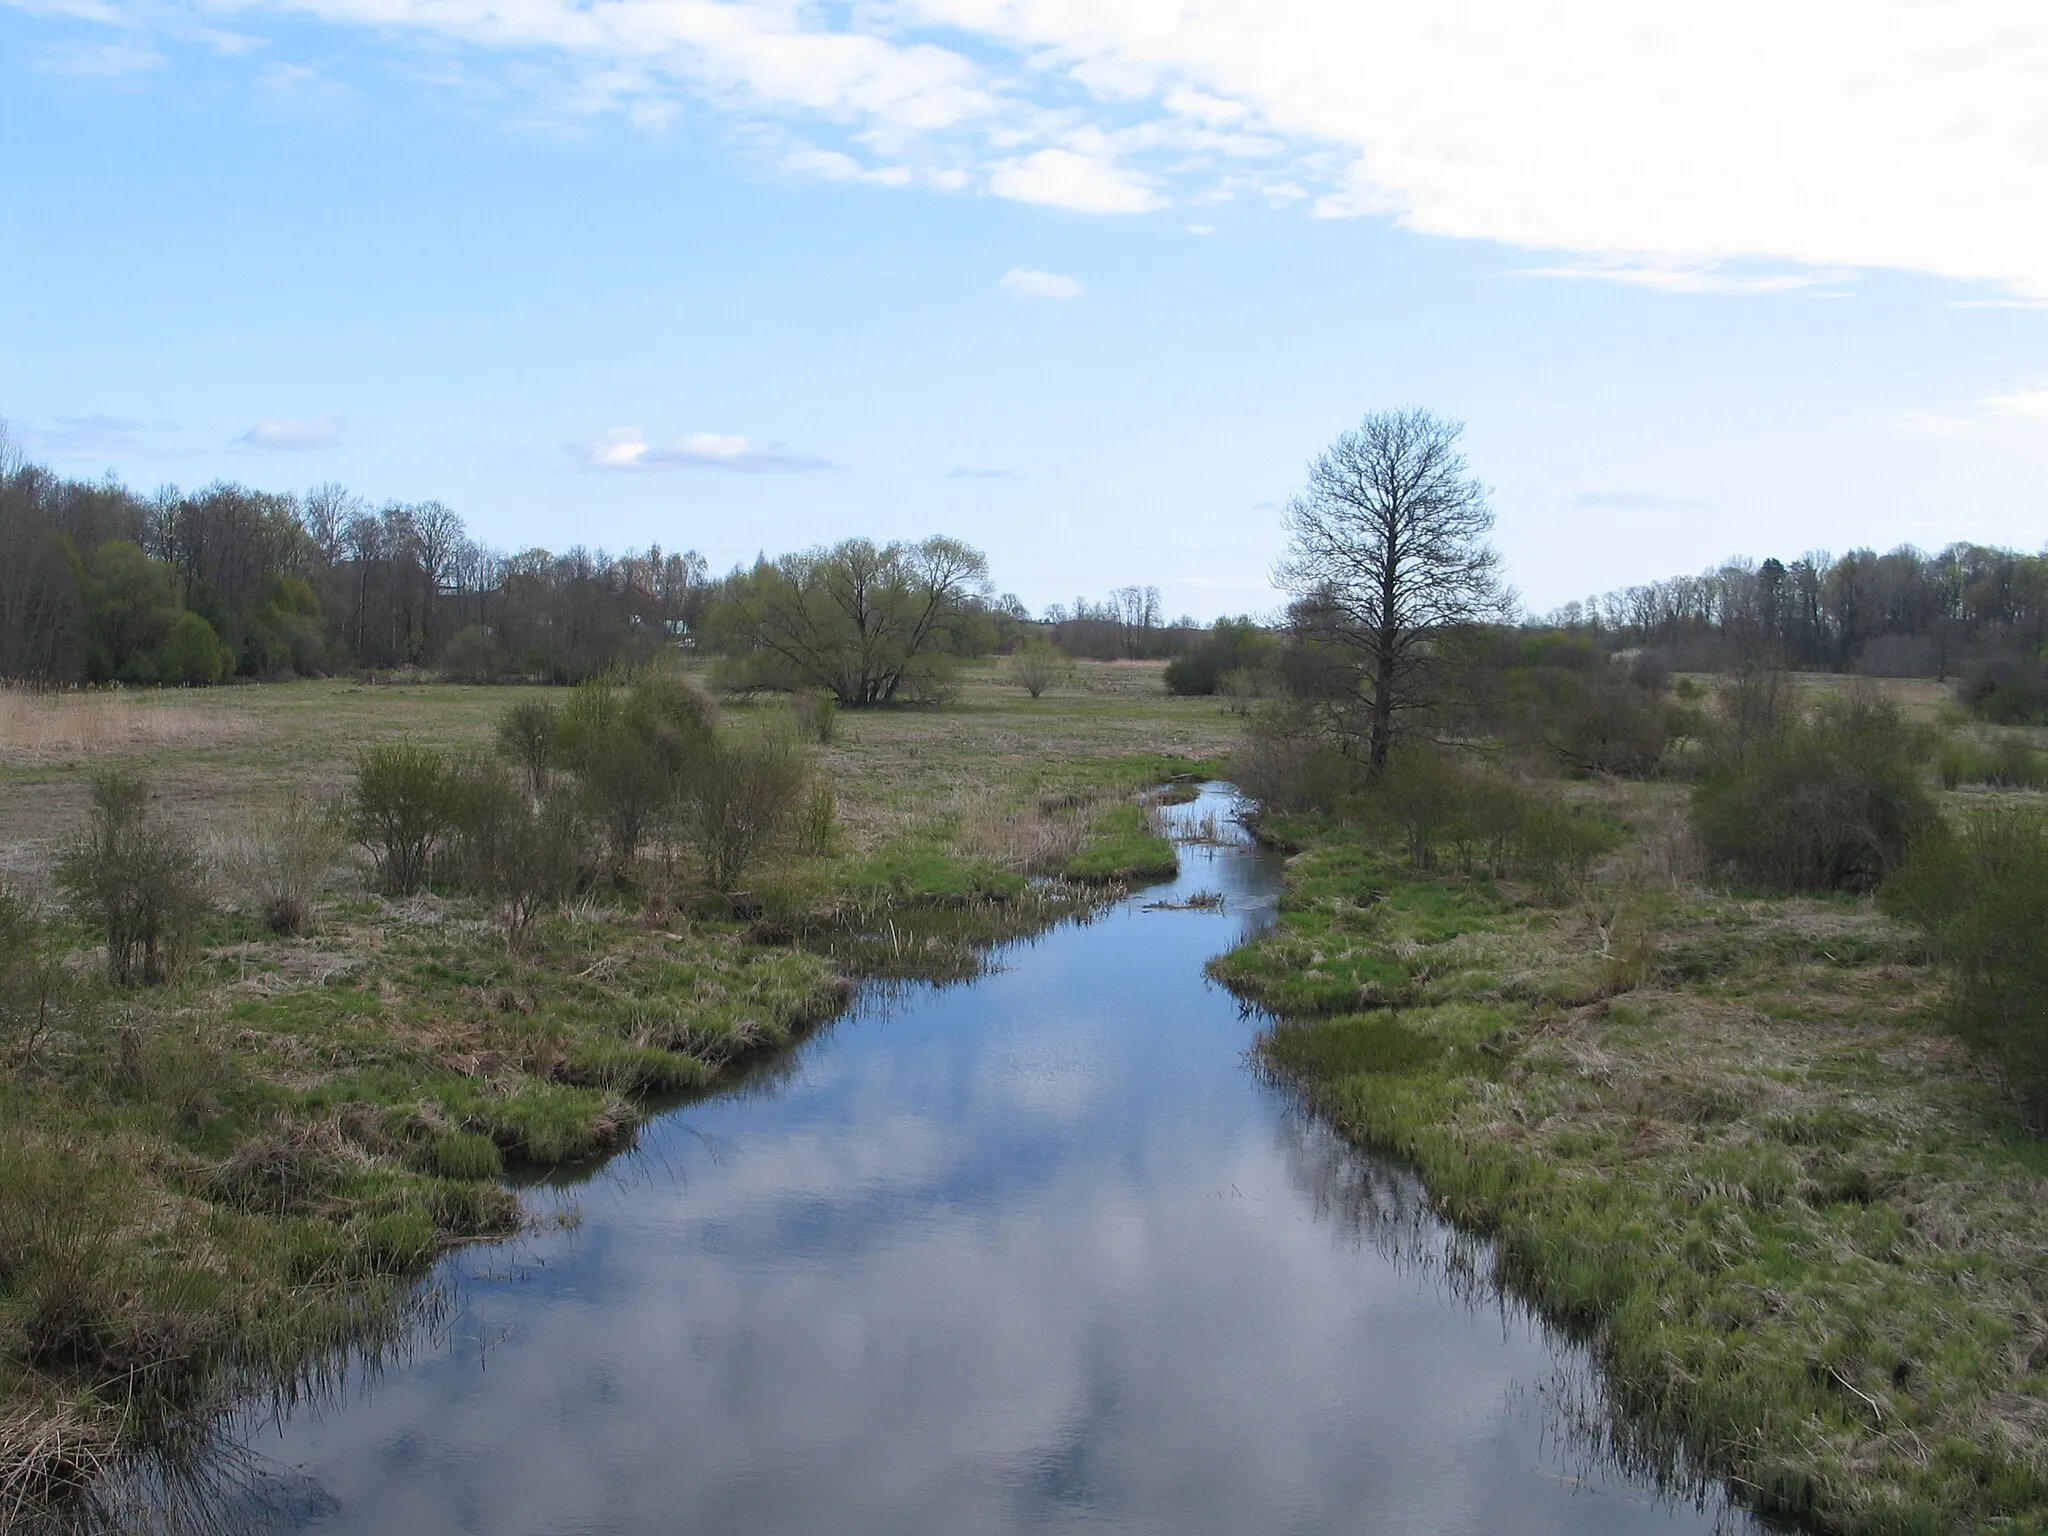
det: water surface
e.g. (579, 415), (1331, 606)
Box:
(246, 786), (1752, 1535)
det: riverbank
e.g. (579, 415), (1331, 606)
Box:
(0, 664), (1226, 1522)
(1213, 779), (2048, 1534)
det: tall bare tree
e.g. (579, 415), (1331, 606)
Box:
(1276, 409), (1506, 774)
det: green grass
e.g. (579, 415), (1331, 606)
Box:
(1217, 787), (2048, 1534)
(1059, 803), (1179, 883)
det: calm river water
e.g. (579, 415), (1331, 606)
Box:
(234, 784), (1753, 1535)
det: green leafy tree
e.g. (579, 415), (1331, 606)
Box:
(710, 536), (990, 705)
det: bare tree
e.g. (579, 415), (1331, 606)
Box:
(1275, 409), (1506, 774)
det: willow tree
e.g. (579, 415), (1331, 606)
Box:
(712, 536), (990, 705)
(1275, 409), (1506, 774)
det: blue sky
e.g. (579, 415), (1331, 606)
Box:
(5, 0), (2046, 619)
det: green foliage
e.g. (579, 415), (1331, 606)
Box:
(685, 717), (811, 891)
(1163, 617), (1277, 696)
(56, 770), (210, 984)
(81, 540), (179, 682)
(496, 697), (559, 797)
(458, 771), (591, 947)
(706, 535), (990, 706)
(439, 623), (506, 684)
(1962, 655), (2048, 726)
(795, 783), (837, 856)
(557, 673), (718, 871)
(1692, 692), (1937, 892)
(1007, 636), (1073, 698)
(1885, 808), (2048, 1117)
(1935, 734), (2048, 790)
(155, 610), (235, 686)
(348, 743), (455, 895)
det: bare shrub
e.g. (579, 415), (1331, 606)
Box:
(0, 890), (77, 1070)
(1233, 706), (1361, 814)
(483, 788), (590, 948)
(348, 744), (455, 895)
(495, 698), (558, 798)
(790, 691), (838, 743)
(236, 792), (345, 936)
(685, 719), (810, 891)
(56, 770), (209, 985)
(1007, 638), (1072, 699)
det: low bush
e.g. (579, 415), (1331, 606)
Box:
(1233, 706), (1362, 814)
(0, 889), (79, 1069)
(1691, 692), (1936, 892)
(1962, 655), (2048, 726)
(685, 720), (810, 891)
(439, 623), (505, 684)
(1935, 734), (2048, 790)
(238, 792), (345, 936)
(790, 690), (838, 743)
(1006, 638), (1072, 699)
(348, 744), (455, 895)
(558, 673), (718, 872)
(1885, 808), (2048, 1117)
(1164, 618), (1277, 697)
(57, 770), (210, 984)
(496, 698), (559, 798)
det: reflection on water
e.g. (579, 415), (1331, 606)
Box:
(184, 787), (1753, 1534)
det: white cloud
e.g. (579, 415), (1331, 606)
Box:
(989, 148), (1164, 213)
(29, 0), (2048, 294)
(239, 416), (340, 449)
(1510, 261), (1848, 297)
(1983, 390), (2048, 422)
(999, 266), (1083, 300)
(572, 427), (832, 473)
(37, 37), (165, 74)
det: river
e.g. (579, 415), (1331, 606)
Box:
(215, 784), (1754, 1535)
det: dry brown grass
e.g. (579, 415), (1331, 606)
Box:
(0, 686), (263, 765)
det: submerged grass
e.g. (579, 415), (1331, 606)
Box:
(0, 663), (1238, 1520)
(1217, 780), (2048, 1534)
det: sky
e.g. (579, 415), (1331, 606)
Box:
(4, 1), (2047, 620)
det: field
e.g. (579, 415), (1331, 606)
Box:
(0, 662), (1233, 1522)
(1213, 682), (2048, 1535)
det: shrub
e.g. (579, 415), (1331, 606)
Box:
(348, 744), (454, 895)
(238, 792), (346, 936)
(795, 783), (836, 856)
(496, 698), (558, 798)
(1885, 808), (2048, 1117)
(56, 770), (210, 985)
(473, 783), (590, 948)
(1692, 692), (1937, 892)
(1548, 675), (1674, 776)
(1007, 638), (1071, 699)
(440, 623), (505, 684)
(1962, 655), (2048, 725)
(557, 674), (718, 872)
(791, 690), (838, 743)
(1164, 618), (1276, 696)
(0, 889), (77, 1069)
(1233, 707), (1362, 813)
(685, 719), (811, 891)
(1936, 734), (2048, 790)
(154, 611), (234, 687)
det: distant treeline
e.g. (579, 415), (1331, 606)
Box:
(0, 435), (1218, 688)
(1547, 545), (2048, 680)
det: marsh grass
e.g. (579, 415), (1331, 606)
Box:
(0, 687), (261, 767)
(1218, 768), (2048, 1533)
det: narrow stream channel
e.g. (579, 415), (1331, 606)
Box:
(223, 784), (1755, 1534)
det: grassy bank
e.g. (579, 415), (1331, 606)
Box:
(1215, 772), (2048, 1533)
(0, 662), (1231, 1520)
